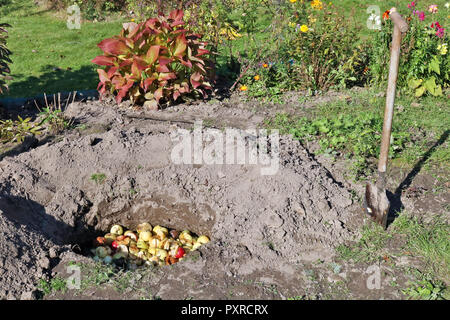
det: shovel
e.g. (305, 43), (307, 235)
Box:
(364, 8), (409, 229)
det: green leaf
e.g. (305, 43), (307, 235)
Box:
(428, 56), (440, 75)
(423, 77), (437, 93)
(408, 78), (422, 89)
(415, 86), (426, 97)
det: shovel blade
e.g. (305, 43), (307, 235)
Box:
(364, 183), (390, 229)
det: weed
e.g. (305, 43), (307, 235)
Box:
(263, 241), (275, 251)
(35, 93), (75, 134)
(90, 173), (107, 184)
(266, 88), (449, 179)
(114, 270), (133, 293)
(391, 213), (449, 280)
(79, 262), (115, 290)
(37, 277), (67, 296)
(403, 279), (446, 300)
(337, 223), (392, 263)
(0, 116), (42, 143)
(267, 110), (408, 179)
(75, 124), (88, 131)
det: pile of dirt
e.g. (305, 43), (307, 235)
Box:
(0, 99), (362, 299)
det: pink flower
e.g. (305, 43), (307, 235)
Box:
(407, 1), (416, 9)
(436, 27), (445, 38)
(428, 4), (438, 13)
(415, 10), (426, 21)
(418, 11), (425, 21)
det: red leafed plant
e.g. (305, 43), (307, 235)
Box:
(92, 9), (213, 109)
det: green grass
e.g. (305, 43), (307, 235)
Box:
(0, 0), (126, 97)
(337, 213), (450, 275)
(392, 213), (450, 281)
(336, 223), (393, 263)
(1, 0), (448, 98)
(90, 173), (106, 184)
(337, 211), (450, 298)
(37, 276), (67, 296)
(266, 88), (450, 178)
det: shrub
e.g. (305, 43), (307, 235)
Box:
(0, 23), (11, 94)
(369, 4), (449, 97)
(92, 9), (213, 109)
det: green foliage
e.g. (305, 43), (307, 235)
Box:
(90, 173), (106, 184)
(238, 1), (369, 99)
(403, 279), (446, 300)
(369, 6), (449, 97)
(38, 277), (67, 296)
(336, 223), (392, 263)
(284, 3), (367, 91)
(0, 116), (42, 143)
(80, 262), (116, 288)
(92, 9), (213, 109)
(392, 213), (449, 279)
(0, 23), (12, 94)
(268, 111), (410, 179)
(37, 103), (72, 134)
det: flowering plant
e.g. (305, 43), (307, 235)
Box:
(237, 0), (367, 97)
(369, 3), (448, 97)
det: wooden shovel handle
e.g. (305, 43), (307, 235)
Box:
(377, 9), (409, 176)
(389, 8), (409, 33)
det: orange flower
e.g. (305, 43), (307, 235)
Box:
(239, 85), (248, 91)
(262, 63), (269, 68)
(382, 10), (390, 20)
(254, 75), (260, 80)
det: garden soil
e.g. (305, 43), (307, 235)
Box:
(1, 96), (370, 299)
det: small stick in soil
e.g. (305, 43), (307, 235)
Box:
(33, 100), (42, 113)
(44, 93), (48, 109)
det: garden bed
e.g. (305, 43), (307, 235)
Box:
(0, 98), (362, 299)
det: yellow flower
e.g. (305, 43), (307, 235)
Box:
(254, 75), (260, 81)
(262, 63), (269, 68)
(289, 0), (297, 3)
(289, 22), (296, 28)
(300, 25), (309, 33)
(131, 18), (135, 22)
(438, 43), (448, 55)
(311, 0), (323, 10)
(239, 85), (248, 91)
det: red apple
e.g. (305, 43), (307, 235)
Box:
(175, 247), (185, 259)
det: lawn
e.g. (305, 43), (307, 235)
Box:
(1, 0), (448, 98)
(0, 0), (126, 97)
